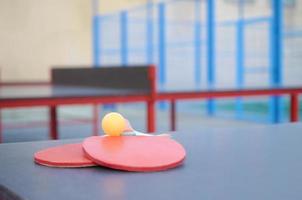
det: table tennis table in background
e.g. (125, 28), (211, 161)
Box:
(0, 65), (301, 142)
(1, 123), (302, 200)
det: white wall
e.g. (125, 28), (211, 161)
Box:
(0, 0), (92, 81)
(100, 0), (147, 14)
(0, 0), (150, 81)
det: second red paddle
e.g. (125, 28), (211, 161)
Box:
(34, 143), (96, 168)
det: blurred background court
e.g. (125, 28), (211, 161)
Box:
(0, 0), (301, 143)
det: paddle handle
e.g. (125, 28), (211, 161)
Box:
(122, 131), (171, 137)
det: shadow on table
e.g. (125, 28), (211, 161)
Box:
(0, 185), (23, 200)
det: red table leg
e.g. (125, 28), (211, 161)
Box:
(170, 100), (176, 131)
(0, 110), (2, 143)
(290, 93), (299, 122)
(147, 100), (155, 133)
(49, 106), (58, 140)
(93, 104), (99, 136)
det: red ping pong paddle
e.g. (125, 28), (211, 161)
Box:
(34, 143), (96, 168)
(82, 136), (186, 172)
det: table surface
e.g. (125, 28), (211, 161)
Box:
(1, 123), (302, 200)
(0, 85), (148, 100)
(1, 85), (301, 100)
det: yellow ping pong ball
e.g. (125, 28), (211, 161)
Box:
(101, 112), (126, 136)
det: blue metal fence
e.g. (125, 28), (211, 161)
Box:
(92, 0), (301, 123)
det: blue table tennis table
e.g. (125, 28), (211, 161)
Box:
(0, 123), (302, 200)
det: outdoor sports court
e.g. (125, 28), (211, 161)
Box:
(0, 0), (302, 200)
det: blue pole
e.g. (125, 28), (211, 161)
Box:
(146, 0), (154, 64)
(120, 11), (128, 66)
(158, 2), (166, 88)
(206, 0), (216, 115)
(92, 0), (111, 111)
(269, 0), (283, 123)
(92, 0), (100, 66)
(235, 0), (245, 118)
(194, 0), (202, 88)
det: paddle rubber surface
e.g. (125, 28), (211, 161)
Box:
(82, 136), (186, 172)
(34, 143), (96, 168)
